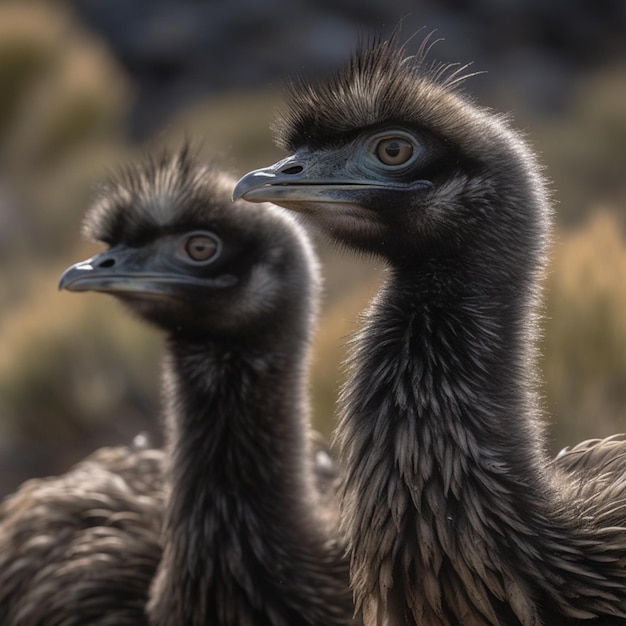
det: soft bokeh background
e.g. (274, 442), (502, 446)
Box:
(1, 1), (625, 496)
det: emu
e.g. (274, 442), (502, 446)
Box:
(234, 36), (626, 626)
(0, 147), (356, 626)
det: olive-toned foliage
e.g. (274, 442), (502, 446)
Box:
(0, 266), (161, 443)
(0, 3), (129, 170)
(0, 4), (61, 144)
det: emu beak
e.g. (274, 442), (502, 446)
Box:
(233, 154), (379, 206)
(232, 153), (432, 207)
(59, 246), (174, 298)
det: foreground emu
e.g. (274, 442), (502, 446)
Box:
(234, 37), (626, 626)
(0, 148), (356, 626)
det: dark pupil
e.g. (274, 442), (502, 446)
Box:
(186, 237), (215, 260)
(385, 142), (401, 158)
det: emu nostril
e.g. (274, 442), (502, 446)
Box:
(98, 258), (115, 268)
(281, 165), (304, 176)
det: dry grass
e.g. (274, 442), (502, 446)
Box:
(543, 211), (626, 448)
(311, 268), (382, 437)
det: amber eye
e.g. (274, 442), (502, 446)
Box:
(182, 234), (220, 263)
(375, 137), (414, 166)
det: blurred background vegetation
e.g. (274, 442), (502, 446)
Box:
(0, 1), (625, 496)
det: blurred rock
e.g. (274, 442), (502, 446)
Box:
(67, 0), (626, 138)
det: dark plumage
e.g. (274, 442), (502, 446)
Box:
(0, 148), (356, 625)
(234, 36), (626, 626)
(0, 444), (164, 625)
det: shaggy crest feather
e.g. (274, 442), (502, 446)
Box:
(274, 33), (483, 153)
(84, 145), (234, 246)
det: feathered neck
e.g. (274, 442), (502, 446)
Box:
(337, 262), (626, 626)
(147, 335), (353, 626)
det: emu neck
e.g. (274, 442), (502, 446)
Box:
(165, 336), (309, 532)
(149, 335), (329, 626)
(339, 262), (563, 626)
(348, 262), (548, 484)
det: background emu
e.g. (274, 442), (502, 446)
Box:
(234, 37), (626, 626)
(0, 148), (356, 626)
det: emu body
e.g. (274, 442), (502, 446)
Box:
(234, 38), (626, 626)
(0, 149), (356, 626)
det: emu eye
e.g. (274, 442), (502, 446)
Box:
(375, 137), (414, 166)
(180, 233), (220, 264)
